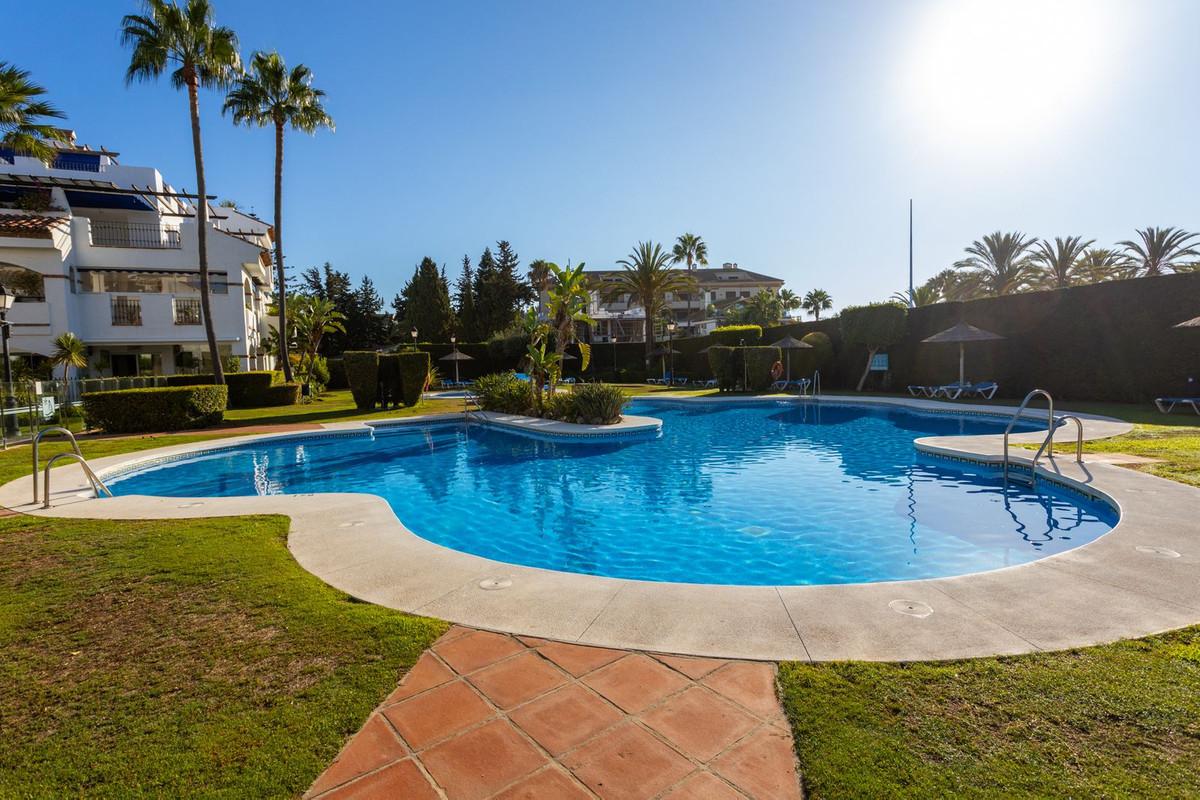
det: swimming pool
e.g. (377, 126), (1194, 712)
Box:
(106, 399), (1117, 586)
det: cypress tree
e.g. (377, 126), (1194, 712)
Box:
(455, 255), (477, 340)
(398, 257), (454, 342)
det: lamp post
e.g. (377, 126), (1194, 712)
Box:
(450, 334), (460, 385)
(667, 320), (676, 385)
(410, 327), (418, 350)
(0, 285), (14, 435)
(739, 337), (747, 392)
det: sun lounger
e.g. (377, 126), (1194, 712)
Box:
(1155, 397), (1200, 414)
(908, 384), (936, 397)
(933, 382), (972, 399)
(702, 378), (718, 388)
(968, 381), (998, 399)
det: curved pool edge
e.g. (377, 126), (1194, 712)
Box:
(3, 400), (1197, 663)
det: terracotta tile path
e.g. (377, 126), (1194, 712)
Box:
(306, 626), (802, 799)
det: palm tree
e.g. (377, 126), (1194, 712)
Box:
(670, 233), (708, 332)
(1031, 236), (1094, 290)
(290, 295), (345, 382)
(0, 63), (66, 163)
(50, 332), (87, 382)
(607, 242), (695, 364)
(223, 51), (334, 383)
(778, 288), (801, 317)
(801, 289), (833, 320)
(953, 231), (1038, 296)
(1117, 227), (1200, 277)
(544, 262), (594, 391)
(122, 0), (240, 385)
(890, 284), (941, 307)
(527, 259), (552, 309)
(1074, 248), (1133, 284)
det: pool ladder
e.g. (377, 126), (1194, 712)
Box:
(1001, 389), (1083, 487)
(32, 426), (112, 508)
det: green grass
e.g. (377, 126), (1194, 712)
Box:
(222, 390), (463, 426)
(0, 513), (446, 798)
(778, 628), (1200, 798)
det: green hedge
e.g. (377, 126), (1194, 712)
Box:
(397, 351), (430, 407)
(711, 325), (763, 347)
(343, 351), (379, 410)
(82, 386), (227, 433)
(165, 374), (214, 386)
(325, 358), (348, 390)
(227, 371), (279, 408)
(258, 383), (301, 407)
(378, 354), (402, 408)
(744, 346), (782, 392)
(707, 346), (739, 391)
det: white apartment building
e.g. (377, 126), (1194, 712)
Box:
(550, 263), (786, 342)
(0, 132), (275, 377)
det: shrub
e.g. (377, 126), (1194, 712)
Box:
(541, 391), (575, 422)
(840, 302), (907, 391)
(711, 324), (763, 347)
(802, 331), (833, 370)
(377, 354), (402, 408)
(325, 357), (348, 390)
(744, 346), (782, 392)
(707, 346), (739, 391)
(82, 386), (227, 433)
(306, 355), (331, 389)
(397, 351), (430, 407)
(258, 383), (301, 406)
(343, 351), (379, 410)
(226, 371), (279, 408)
(566, 382), (627, 424)
(474, 372), (534, 415)
(166, 373), (214, 386)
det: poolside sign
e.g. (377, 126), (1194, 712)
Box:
(870, 353), (890, 372)
(40, 396), (56, 420)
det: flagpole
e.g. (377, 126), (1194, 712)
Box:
(908, 198), (914, 307)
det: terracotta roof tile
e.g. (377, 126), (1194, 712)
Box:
(0, 215), (68, 240)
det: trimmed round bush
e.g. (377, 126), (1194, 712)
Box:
(397, 351), (430, 407)
(82, 386), (227, 433)
(343, 351), (379, 410)
(710, 324), (763, 347)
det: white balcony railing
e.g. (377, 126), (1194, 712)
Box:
(89, 220), (181, 249)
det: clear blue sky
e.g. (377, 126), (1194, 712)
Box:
(9, 0), (1198, 311)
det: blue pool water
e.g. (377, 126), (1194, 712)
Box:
(107, 400), (1117, 586)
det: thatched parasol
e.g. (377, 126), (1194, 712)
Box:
(438, 348), (473, 383)
(1175, 316), (1200, 328)
(921, 322), (1004, 387)
(768, 335), (814, 384)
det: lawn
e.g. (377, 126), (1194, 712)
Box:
(778, 627), (1200, 798)
(0, 513), (445, 797)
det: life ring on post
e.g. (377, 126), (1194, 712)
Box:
(770, 361), (784, 381)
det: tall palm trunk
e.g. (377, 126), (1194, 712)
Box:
(644, 302), (655, 366)
(188, 76), (224, 384)
(685, 257), (692, 335)
(273, 119), (293, 381)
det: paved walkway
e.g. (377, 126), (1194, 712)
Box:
(306, 626), (801, 799)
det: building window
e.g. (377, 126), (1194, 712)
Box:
(740, 291), (750, 298)
(173, 297), (202, 325)
(110, 296), (143, 326)
(79, 269), (229, 294)
(725, 290), (736, 300)
(0, 263), (46, 301)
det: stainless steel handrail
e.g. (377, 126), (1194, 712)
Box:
(1031, 415), (1084, 477)
(1002, 389), (1054, 483)
(811, 370), (821, 398)
(42, 452), (113, 509)
(32, 426), (92, 504)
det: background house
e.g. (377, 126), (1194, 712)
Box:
(0, 132), (275, 377)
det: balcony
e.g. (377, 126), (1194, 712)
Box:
(111, 296), (142, 326)
(89, 220), (181, 249)
(173, 297), (201, 325)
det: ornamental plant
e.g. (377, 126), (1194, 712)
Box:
(839, 302), (907, 391)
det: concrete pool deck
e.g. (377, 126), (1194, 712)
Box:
(3, 393), (1198, 662)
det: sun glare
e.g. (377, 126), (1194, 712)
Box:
(898, 0), (1124, 158)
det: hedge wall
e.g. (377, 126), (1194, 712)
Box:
(82, 386), (227, 433)
(343, 351), (379, 410)
(707, 346), (738, 391)
(397, 351), (430, 407)
(744, 346), (782, 392)
(325, 358), (348, 390)
(711, 325), (763, 346)
(378, 353), (402, 408)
